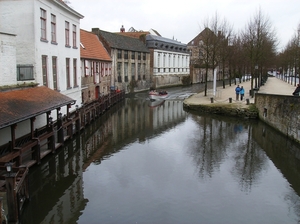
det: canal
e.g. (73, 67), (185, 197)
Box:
(20, 84), (300, 224)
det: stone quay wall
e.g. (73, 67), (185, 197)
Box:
(255, 93), (300, 144)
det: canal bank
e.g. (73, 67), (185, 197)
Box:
(183, 76), (300, 143)
(183, 79), (257, 118)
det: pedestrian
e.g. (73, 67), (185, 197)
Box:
(240, 86), (245, 101)
(292, 84), (300, 96)
(235, 85), (241, 101)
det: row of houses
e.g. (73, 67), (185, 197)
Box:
(0, 0), (197, 155)
(0, 0), (226, 152)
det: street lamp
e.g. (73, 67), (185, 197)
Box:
(5, 162), (13, 177)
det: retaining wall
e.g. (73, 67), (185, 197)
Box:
(255, 93), (300, 143)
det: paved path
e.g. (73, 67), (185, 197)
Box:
(183, 77), (296, 107)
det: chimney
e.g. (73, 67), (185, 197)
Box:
(120, 25), (125, 32)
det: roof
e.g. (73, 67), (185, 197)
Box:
(80, 29), (111, 61)
(92, 28), (150, 53)
(0, 86), (75, 129)
(116, 31), (150, 39)
(54, 0), (84, 19)
(146, 34), (187, 46)
(187, 27), (215, 46)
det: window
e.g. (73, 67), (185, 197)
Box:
(124, 50), (128, 59)
(51, 14), (56, 43)
(42, 55), (48, 86)
(131, 63), (135, 80)
(66, 58), (70, 88)
(73, 58), (77, 87)
(40, 8), (47, 40)
(158, 53), (161, 72)
(17, 65), (34, 81)
(52, 57), (58, 90)
(143, 53), (146, 60)
(131, 51), (135, 60)
(138, 64), (141, 80)
(124, 62), (128, 82)
(117, 50), (122, 59)
(117, 62), (122, 82)
(65, 21), (70, 47)
(138, 52), (141, 60)
(72, 24), (77, 48)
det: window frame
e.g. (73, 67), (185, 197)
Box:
(17, 65), (34, 81)
(73, 58), (77, 87)
(51, 14), (56, 43)
(52, 56), (58, 90)
(42, 55), (48, 87)
(66, 58), (71, 88)
(40, 8), (47, 41)
(65, 21), (70, 47)
(72, 24), (77, 48)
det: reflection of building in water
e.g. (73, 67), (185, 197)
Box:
(21, 137), (87, 224)
(21, 99), (187, 222)
(111, 99), (187, 143)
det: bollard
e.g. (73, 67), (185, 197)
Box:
(246, 99), (249, 105)
(210, 97), (214, 103)
(229, 98), (232, 103)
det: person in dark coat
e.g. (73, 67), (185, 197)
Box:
(292, 84), (300, 96)
(235, 85), (241, 101)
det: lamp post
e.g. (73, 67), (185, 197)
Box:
(5, 162), (18, 222)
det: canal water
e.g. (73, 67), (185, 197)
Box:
(20, 84), (300, 224)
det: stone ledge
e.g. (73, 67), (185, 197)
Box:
(183, 103), (258, 119)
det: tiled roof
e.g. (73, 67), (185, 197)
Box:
(116, 31), (150, 39)
(0, 86), (75, 129)
(92, 28), (150, 53)
(80, 29), (111, 61)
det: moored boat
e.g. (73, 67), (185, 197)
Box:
(149, 90), (168, 100)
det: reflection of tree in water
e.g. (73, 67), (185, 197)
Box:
(188, 115), (231, 179)
(231, 126), (268, 193)
(188, 114), (268, 193)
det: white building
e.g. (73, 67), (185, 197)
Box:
(0, 32), (17, 86)
(0, 0), (83, 146)
(0, 0), (83, 110)
(146, 35), (190, 88)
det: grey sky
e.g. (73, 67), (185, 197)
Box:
(69, 0), (300, 52)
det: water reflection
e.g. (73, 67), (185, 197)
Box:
(20, 97), (300, 224)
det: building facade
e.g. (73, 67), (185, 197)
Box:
(0, 0), (83, 110)
(92, 28), (151, 93)
(146, 35), (190, 88)
(0, 0), (83, 145)
(80, 29), (112, 104)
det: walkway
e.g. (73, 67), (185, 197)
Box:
(184, 76), (296, 106)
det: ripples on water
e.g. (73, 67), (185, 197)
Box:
(21, 97), (300, 224)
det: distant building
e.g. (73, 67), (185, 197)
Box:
(188, 28), (229, 83)
(146, 35), (190, 88)
(116, 27), (191, 88)
(92, 28), (151, 93)
(80, 29), (112, 104)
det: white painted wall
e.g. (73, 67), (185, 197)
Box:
(0, 32), (17, 85)
(0, 0), (83, 114)
(153, 49), (190, 75)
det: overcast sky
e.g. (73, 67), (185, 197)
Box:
(69, 0), (300, 52)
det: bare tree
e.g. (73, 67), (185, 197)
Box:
(218, 19), (234, 88)
(200, 12), (232, 95)
(241, 8), (277, 97)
